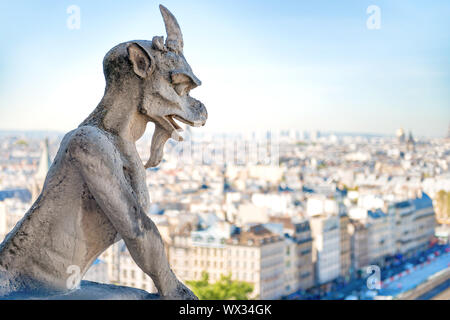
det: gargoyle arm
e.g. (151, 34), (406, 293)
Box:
(67, 127), (178, 295)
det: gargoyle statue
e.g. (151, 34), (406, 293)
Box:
(0, 4), (207, 299)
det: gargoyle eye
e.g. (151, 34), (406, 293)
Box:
(174, 83), (190, 96)
(170, 72), (196, 96)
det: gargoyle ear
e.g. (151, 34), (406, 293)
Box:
(127, 43), (154, 79)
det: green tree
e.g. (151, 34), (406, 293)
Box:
(15, 139), (28, 146)
(186, 271), (253, 300)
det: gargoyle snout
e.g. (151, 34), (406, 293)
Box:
(190, 99), (207, 127)
(196, 101), (208, 122)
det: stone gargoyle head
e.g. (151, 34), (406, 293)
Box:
(94, 4), (207, 168)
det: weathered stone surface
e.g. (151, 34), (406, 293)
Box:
(0, 4), (206, 300)
(2, 280), (159, 300)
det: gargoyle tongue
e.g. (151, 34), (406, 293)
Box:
(144, 123), (183, 168)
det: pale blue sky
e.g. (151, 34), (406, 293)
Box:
(0, 0), (449, 137)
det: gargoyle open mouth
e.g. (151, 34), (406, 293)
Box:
(164, 114), (193, 132)
(162, 114), (202, 142)
(164, 114), (198, 132)
(144, 114), (199, 169)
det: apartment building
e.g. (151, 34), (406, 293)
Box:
(100, 241), (158, 293)
(348, 220), (369, 271)
(339, 213), (351, 279)
(0, 199), (29, 242)
(310, 214), (340, 285)
(391, 200), (417, 256)
(283, 237), (299, 295)
(268, 217), (314, 293)
(168, 223), (285, 299)
(293, 220), (314, 290)
(83, 259), (109, 284)
(411, 193), (436, 252)
(367, 209), (394, 266)
(389, 192), (435, 258)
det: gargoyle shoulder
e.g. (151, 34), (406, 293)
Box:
(66, 126), (121, 168)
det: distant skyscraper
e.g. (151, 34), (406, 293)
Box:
(31, 138), (52, 202)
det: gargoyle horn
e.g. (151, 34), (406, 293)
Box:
(159, 4), (183, 53)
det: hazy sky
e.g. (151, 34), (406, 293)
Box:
(0, 0), (449, 137)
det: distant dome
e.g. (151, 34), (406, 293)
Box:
(396, 128), (405, 142)
(396, 128), (404, 137)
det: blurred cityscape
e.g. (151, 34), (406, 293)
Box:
(0, 126), (449, 300)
